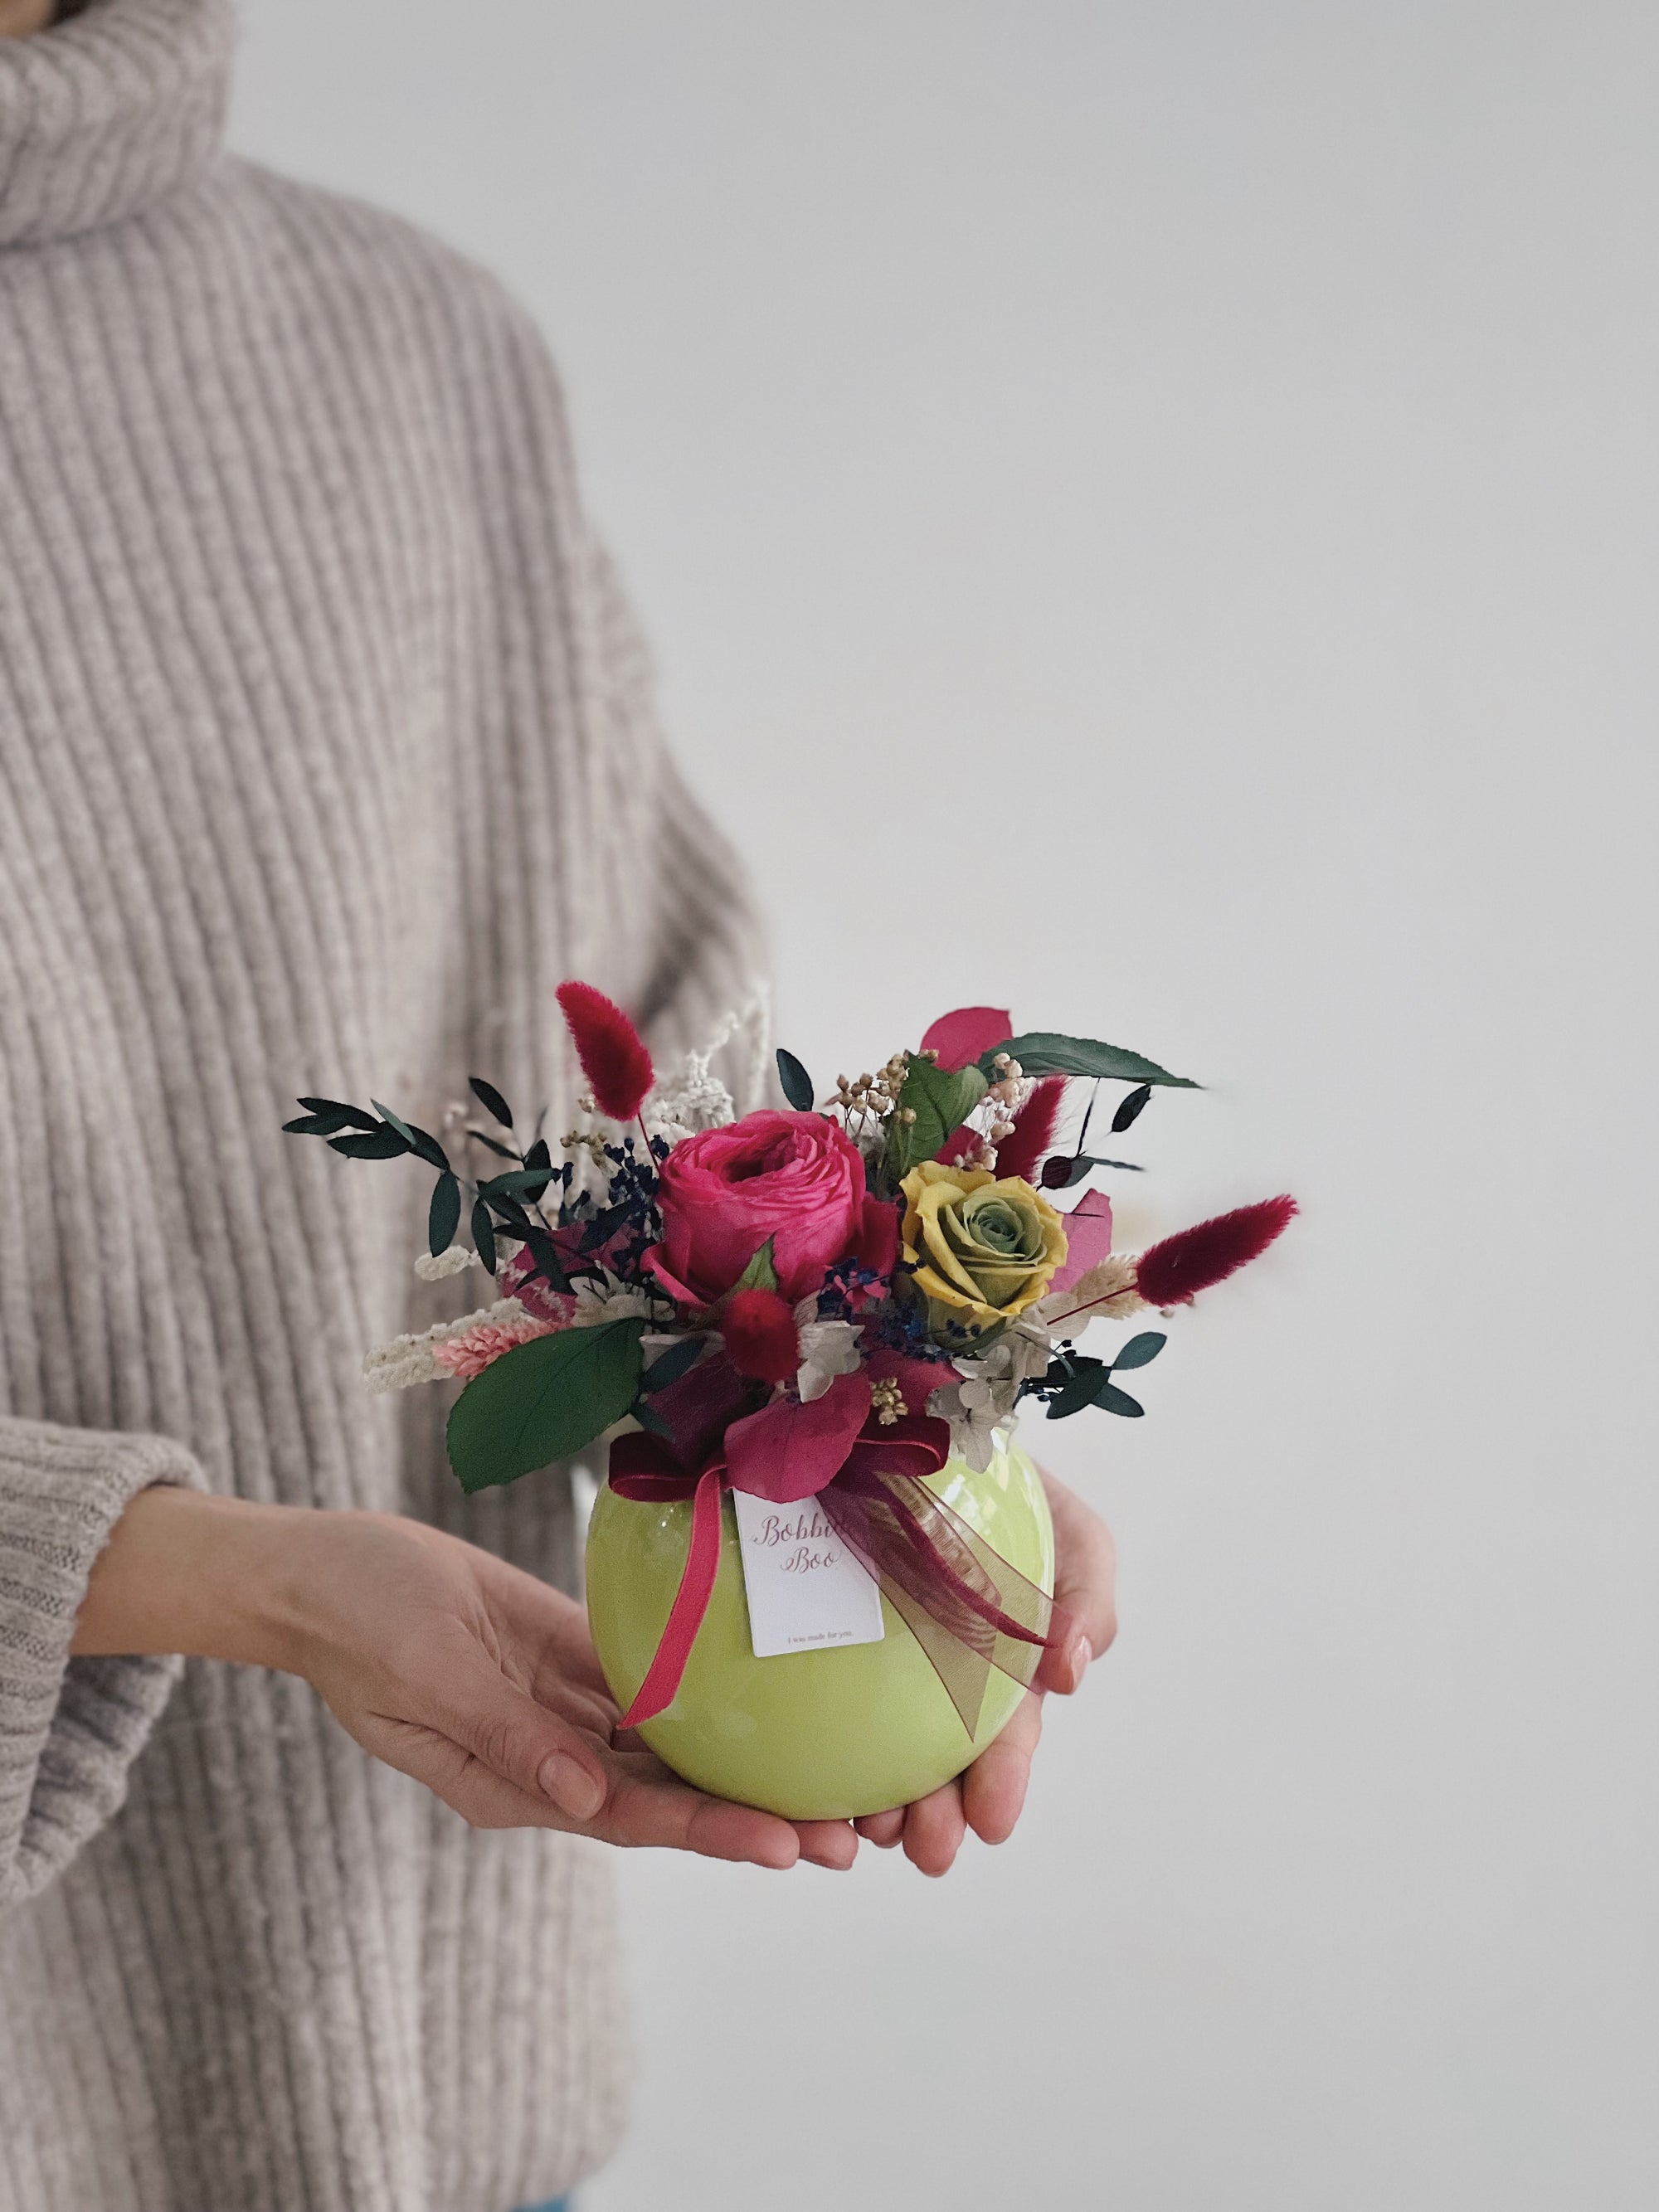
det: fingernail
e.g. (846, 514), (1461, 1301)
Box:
(1070, 1635), (1092, 1692)
(539, 1753), (603, 1820)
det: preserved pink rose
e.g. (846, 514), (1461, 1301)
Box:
(644, 1108), (878, 1306)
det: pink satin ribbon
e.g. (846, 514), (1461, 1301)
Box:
(608, 1414), (1068, 1736)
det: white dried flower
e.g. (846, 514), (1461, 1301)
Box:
(1027, 1254), (1144, 1337)
(568, 1271), (655, 1327)
(793, 1303), (863, 1403)
(927, 1373), (1017, 1472)
(362, 1296), (528, 1393)
(413, 1245), (478, 1281)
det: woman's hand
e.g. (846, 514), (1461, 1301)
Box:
(74, 1488), (858, 1873)
(852, 1466), (1117, 1874)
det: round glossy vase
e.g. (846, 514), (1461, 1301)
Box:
(584, 1433), (1054, 1821)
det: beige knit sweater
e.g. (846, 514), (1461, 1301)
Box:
(0, 3), (762, 2205)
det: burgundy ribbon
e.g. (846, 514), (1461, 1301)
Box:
(608, 1413), (1068, 1738)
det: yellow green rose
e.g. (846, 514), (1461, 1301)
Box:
(898, 1160), (1068, 1344)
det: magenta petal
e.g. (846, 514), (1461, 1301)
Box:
(723, 1373), (873, 1504)
(641, 1245), (710, 1311)
(862, 1347), (952, 1417)
(1049, 1189), (1113, 1293)
(653, 1354), (754, 1471)
(919, 1006), (1013, 1073)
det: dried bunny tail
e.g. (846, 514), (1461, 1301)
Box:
(362, 1296), (530, 1393)
(555, 979), (654, 1121)
(990, 1074), (1067, 1184)
(1134, 1194), (1298, 1308)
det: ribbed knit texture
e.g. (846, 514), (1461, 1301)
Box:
(0, 3), (763, 2205)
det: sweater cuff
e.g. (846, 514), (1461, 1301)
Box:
(0, 1419), (207, 1910)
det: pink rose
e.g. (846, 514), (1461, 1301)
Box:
(645, 1109), (879, 1306)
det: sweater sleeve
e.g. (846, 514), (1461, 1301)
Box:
(0, 1419), (206, 1912)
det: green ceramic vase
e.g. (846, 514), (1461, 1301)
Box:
(584, 1432), (1054, 1821)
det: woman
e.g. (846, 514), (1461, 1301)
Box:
(0, 2), (1117, 2207)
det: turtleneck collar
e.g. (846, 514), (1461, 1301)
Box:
(0, 0), (236, 248)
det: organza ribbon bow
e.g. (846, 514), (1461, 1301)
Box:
(607, 1365), (1069, 1737)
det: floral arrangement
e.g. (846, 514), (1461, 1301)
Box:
(285, 989), (1294, 1731)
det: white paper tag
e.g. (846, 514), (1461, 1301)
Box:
(730, 1490), (887, 1658)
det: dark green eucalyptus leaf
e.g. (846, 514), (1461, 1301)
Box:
(445, 1317), (647, 1492)
(372, 1099), (416, 1144)
(1042, 1153), (1144, 1189)
(886, 1057), (988, 1183)
(978, 1033), (1198, 1090)
(467, 1129), (520, 1161)
(1045, 1357), (1109, 1419)
(641, 1335), (706, 1393)
(1111, 1082), (1153, 1134)
(1110, 1330), (1166, 1371)
(299, 1097), (378, 1131)
(469, 1076), (513, 1129)
(520, 1136), (553, 1196)
(428, 1171), (461, 1256)
(471, 1198), (497, 1275)
(481, 1168), (561, 1198)
(408, 1127), (450, 1171)
(489, 1196), (534, 1242)
(732, 1238), (779, 1295)
(372, 1101), (449, 1173)
(1096, 1382), (1146, 1417)
(633, 1400), (674, 1441)
(284, 1111), (352, 1138)
(521, 1226), (572, 1297)
(328, 1125), (410, 1160)
(776, 1048), (815, 1112)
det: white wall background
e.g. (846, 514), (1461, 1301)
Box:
(230, 7), (1657, 2208)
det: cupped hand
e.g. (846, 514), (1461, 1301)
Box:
(282, 1510), (858, 1872)
(852, 1465), (1116, 1874)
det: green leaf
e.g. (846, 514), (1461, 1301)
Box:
(445, 1317), (647, 1492)
(776, 1048), (815, 1112)
(885, 1057), (988, 1183)
(1111, 1082), (1153, 1134)
(328, 1125), (410, 1160)
(1096, 1382), (1146, 1417)
(641, 1335), (705, 1392)
(1110, 1330), (1166, 1371)
(469, 1076), (513, 1129)
(1045, 1153), (1145, 1190)
(372, 1100), (448, 1172)
(284, 1110), (352, 1137)
(520, 1225), (572, 1296)
(732, 1238), (779, 1295)
(468, 1129), (520, 1161)
(978, 1033), (1198, 1090)
(471, 1198), (497, 1275)
(299, 1097), (378, 1131)
(428, 1170), (461, 1256)
(1044, 1356), (1110, 1419)
(521, 1136), (553, 1196)
(480, 1168), (561, 1198)
(633, 1400), (674, 1441)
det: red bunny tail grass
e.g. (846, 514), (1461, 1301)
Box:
(991, 1074), (1067, 1185)
(555, 980), (654, 1122)
(722, 1287), (801, 1384)
(1134, 1194), (1298, 1308)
